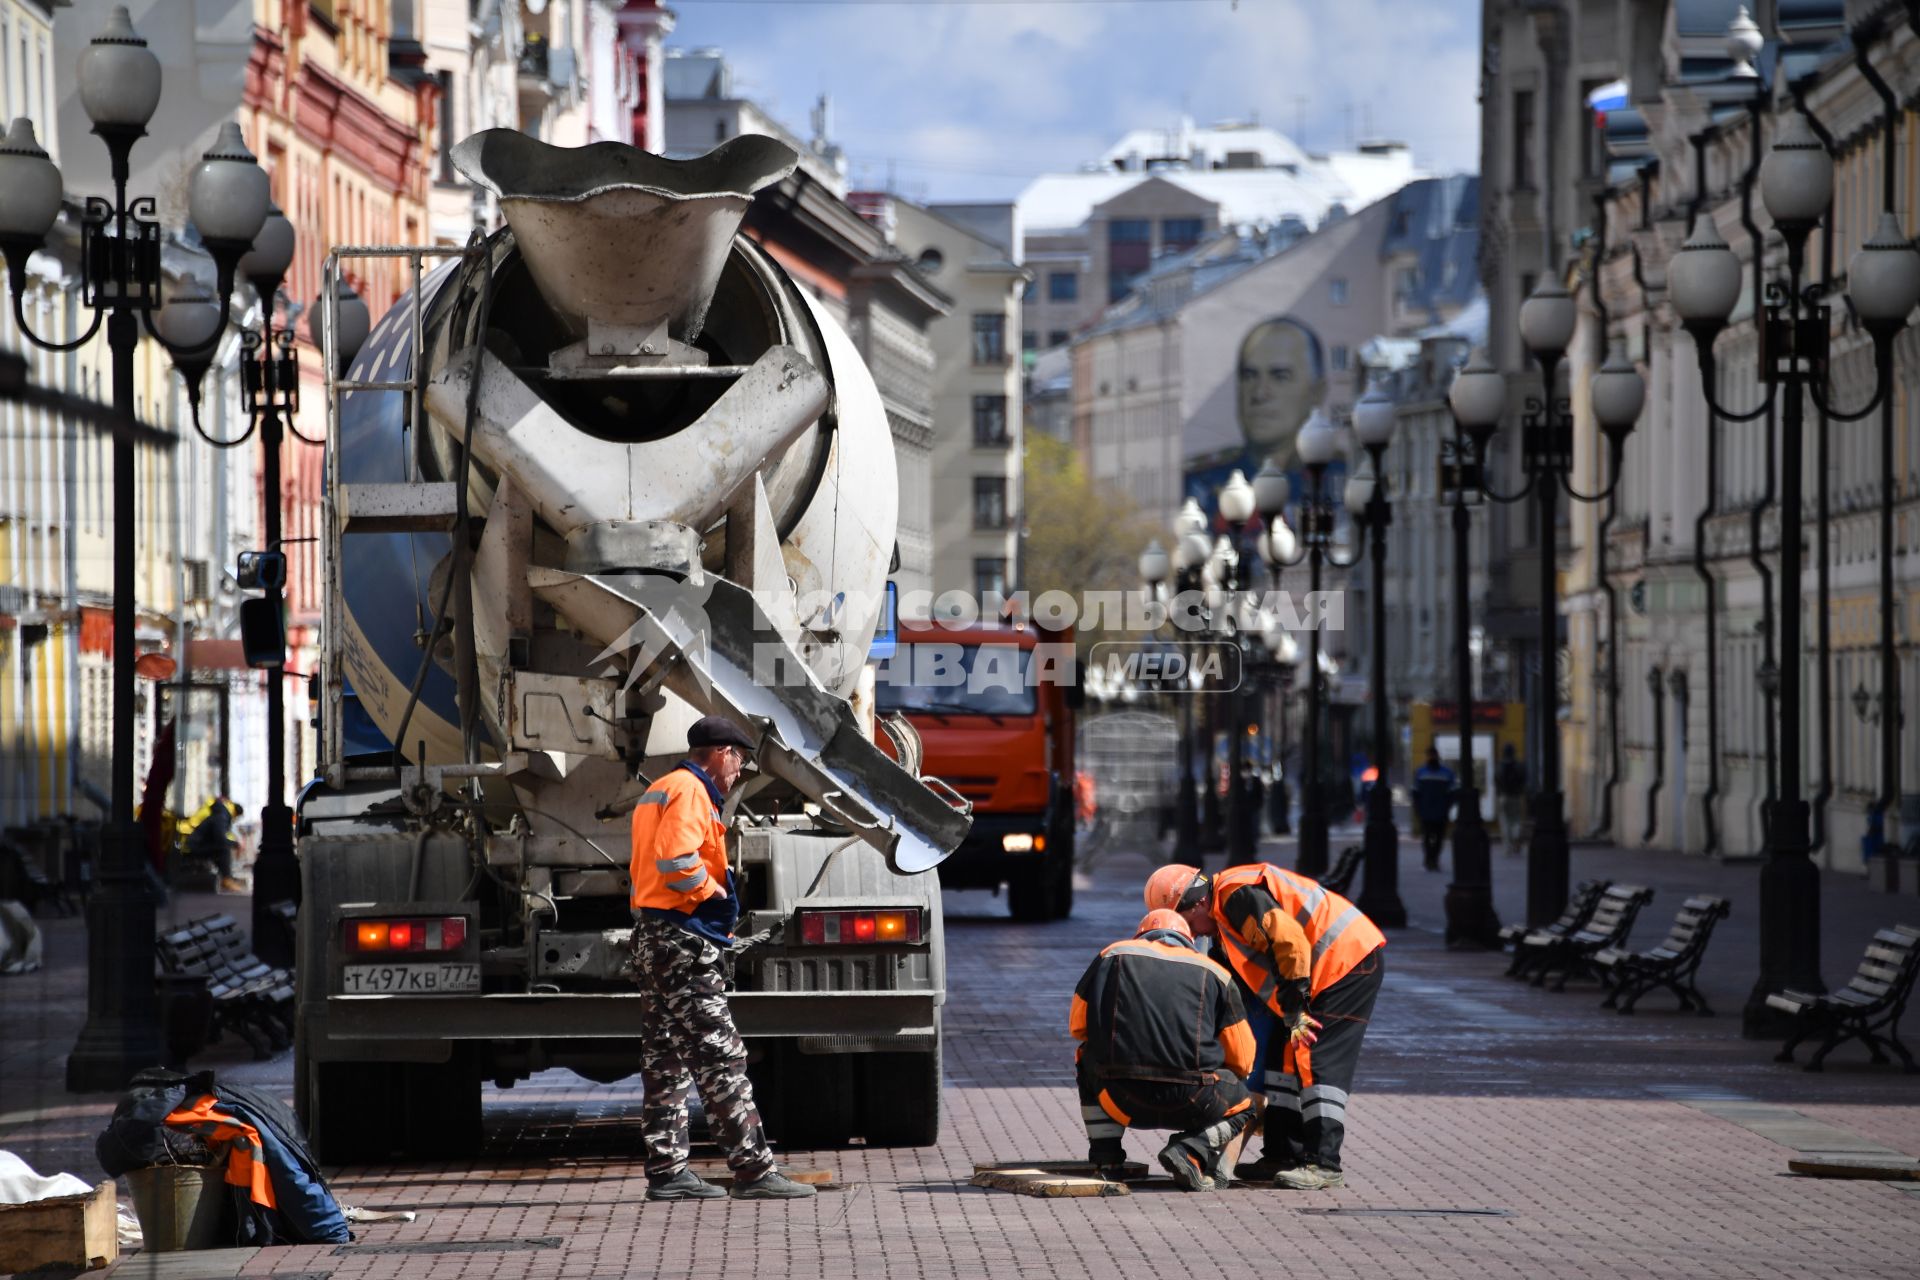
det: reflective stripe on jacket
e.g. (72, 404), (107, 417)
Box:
(629, 766), (728, 913)
(1069, 930), (1256, 1085)
(1211, 862), (1386, 1009)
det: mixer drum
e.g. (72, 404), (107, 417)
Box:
(333, 140), (897, 767)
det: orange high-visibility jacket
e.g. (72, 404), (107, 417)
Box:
(628, 767), (728, 913)
(1210, 863), (1385, 1013)
(1070, 934), (1256, 1084)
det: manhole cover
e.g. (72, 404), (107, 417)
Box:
(334, 1237), (563, 1255)
(1299, 1208), (1513, 1218)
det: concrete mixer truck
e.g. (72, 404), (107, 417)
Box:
(292, 131), (970, 1161)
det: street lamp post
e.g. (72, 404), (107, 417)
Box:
(1217, 470), (1260, 862)
(1445, 285), (1646, 930)
(1260, 410), (1348, 877)
(1348, 377), (1406, 927)
(1144, 504), (1214, 863)
(1667, 108), (1920, 1034)
(0, 7), (272, 1091)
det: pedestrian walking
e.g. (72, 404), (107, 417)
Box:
(627, 714), (814, 1202)
(188, 796), (245, 893)
(1070, 909), (1261, 1190)
(1145, 863), (1386, 1189)
(1494, 744), (1528, 859)
(1412, 749), (1456, 871)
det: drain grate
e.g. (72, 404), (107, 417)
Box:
(1299, 1207), (1513, 1218)
(334, 1237), (563, 1256)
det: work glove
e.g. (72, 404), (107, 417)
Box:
(1278, 978), (1319, 1046)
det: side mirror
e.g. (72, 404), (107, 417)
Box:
(240, 597), (286, 669)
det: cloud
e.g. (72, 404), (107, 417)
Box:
(670, 0), (1481, 200)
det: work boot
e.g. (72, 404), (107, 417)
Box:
(1233, 1152), (1301, 1183)
(730, 1170), (817, 1200)
(1156, 1139), (1215, 1192)
(645, 1169), (725, 1201)
(1270, 1165), (1343, 1190)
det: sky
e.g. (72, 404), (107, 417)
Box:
(663, 0), (1484, 203)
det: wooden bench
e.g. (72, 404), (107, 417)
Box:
(1516, 884), (1654, 991)
(1320, 845), (1364, 898)
(155, 914), (295, 1059)
(0, 839), (76, 917)
(1594, 895), (1731, 1015)
(1502, 879), (1610, 978)
(1768, 924), (1920, 1073)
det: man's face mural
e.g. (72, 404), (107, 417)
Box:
(1237, 317), (1326, 462)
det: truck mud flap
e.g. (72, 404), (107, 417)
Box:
(528, 567), (970, 874)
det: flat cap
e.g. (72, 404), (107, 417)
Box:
(687, 714), (756, 752)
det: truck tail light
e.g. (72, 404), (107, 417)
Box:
(793, 908), (924, 945)
(344, 916), (469, 953)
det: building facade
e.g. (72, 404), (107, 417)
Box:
(890, 202), (1029, 600)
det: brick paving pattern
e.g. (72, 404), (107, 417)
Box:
(3, 832), (1919, 1278)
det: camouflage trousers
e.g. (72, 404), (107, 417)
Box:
(629, 917), (774, 1180)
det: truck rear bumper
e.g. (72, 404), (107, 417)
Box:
(323, 990), (941, 1041)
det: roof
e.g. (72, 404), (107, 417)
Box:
(1015, 148), (1422, 236)
(1381, 175), (1481, 320)
(1096, 118), (1313, 172)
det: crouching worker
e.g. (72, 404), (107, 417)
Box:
(1068, 909), (1262, 1190)
(1144, 863), (1385, 1190)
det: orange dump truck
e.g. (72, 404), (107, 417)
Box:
(875, 621), (1079, 921)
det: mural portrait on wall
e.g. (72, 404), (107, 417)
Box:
(1236, 316), (1326, 463)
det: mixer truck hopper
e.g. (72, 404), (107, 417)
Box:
(295, 131), (969, 1161)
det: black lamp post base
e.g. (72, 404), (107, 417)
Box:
(1445, 796), (1501, 948)
(66, 823), (163, 1094)
(1355, 790), (1406, 927)
(1174, 776), (1200, 865)
(1296, 802), (1329, 877)
(251, 801), (298, 968)
(1742, 805), (1825, 1039)
(1525, 790), (1571, 929)
(1268, 781), (1291, 836)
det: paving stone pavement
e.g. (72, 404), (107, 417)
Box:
(3, 830), (1920, 1278)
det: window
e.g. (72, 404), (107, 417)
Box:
(1332, 345), (1350, 372)
(917, 247), (944, 274)
(1048, 330), (1068, 348)
(971, 314), (1007, 364)
(973, 394), (1010, 446)
(1048, 271), (1078, 302)
(715, 118), (728, 143)
(1397, 266), (1420, 297)
(973, 558), (1010, 600)
(1021, 330), (1038, 352)
(1108, 218), (1152, 301)
(1329, 277), (1349, 306)
(1513, 89), (1536, 189)
(973, 477), (1009, 529)
(1161, 217), (1204, 251)
(874, 640), (1032, 715)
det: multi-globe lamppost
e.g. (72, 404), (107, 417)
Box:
(1138, 504), (1212, 864)
(1345, 376), (1407, 927)
(0, 7), (277, 1088)
(1446, 292), (1646, 933)
(1256, 408), (1349, 877)
(1664, 108), (1920, 1032)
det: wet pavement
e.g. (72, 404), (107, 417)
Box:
(3, 828), (1920, 1278)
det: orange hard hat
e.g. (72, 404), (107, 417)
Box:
(1144, 864), (1208, 912)
(1136, 908), (1193, 939)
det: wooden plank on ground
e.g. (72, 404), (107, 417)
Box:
(974, 1159), (1149, 1180)
(1788, 1156), (1920, 1180)
(970, 1167), (1128, 1197)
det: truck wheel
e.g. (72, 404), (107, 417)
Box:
(305, 1059), (402, 1164)
(749, 1042), (856, 1149)
(402, 1046), (483, 1159)
(1049, 832), (1075, 920)
(858, 1040), (942, 1147)
(1007, 862), (1057, 921)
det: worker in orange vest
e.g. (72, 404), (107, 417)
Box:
(1069, 908), (1261, 1190)
(1145, 861), (1386, 1189)
(628, 714), (814, 1202)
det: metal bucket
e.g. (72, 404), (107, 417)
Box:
(448, 129), (798, 341)
(125, 1165), (225, 1252)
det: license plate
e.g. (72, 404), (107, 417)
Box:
(342, 963), (480, 994)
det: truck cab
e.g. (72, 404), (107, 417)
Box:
(876, 621), (1078, 920)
